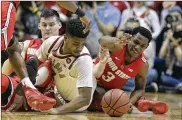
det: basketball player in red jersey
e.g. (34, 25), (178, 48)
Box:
(1, 1), (90, 111)
(90, 27), (169, 114)
(1, 1), (56, 111)
(1, 8), (61, 111)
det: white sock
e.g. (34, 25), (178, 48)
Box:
(21, 77), (36, 89)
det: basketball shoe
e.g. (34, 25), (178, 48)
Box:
(135, 97), (169, 114)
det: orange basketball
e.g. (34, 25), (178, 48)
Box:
(101, 89), (130, 117)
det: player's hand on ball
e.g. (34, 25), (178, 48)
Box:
(128, 103), (133, 113)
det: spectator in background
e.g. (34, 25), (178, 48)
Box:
(17, 1), (44, 40)
(14, 21), (25, 42)
(118, 18), (158, 92)
(160, 1), (180, 29)
(158, 9), (182, 93)
(110, 1), (131, 14)
(156, 4), (182, 55)
(80, 1), (121, 58)
(120, 1), (161, 40)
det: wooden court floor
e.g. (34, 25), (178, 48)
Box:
(2, 93), (182, 120)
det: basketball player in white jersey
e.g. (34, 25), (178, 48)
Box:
(35, 18), (97, 114)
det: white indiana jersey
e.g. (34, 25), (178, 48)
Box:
(36, 36), (96, 108)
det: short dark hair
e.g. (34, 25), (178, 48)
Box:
(66, 18), (89, 38)
(132, 27), (152, 42)
(40, 8), (60, 21)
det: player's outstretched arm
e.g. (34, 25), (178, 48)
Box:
(48, 87), (92, 114)
(130, 62), (149, 105)
(56, 2), (90, 33)
(56, 2), (78, 13)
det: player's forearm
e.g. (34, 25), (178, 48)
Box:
(56, 2), (78, 13)
(93, 62), (106, 78)
(7, 49), (28, 79)
(56, 95), (90, 114)
(130, 90), (144, 105)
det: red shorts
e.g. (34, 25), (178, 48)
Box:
(1, 74), (20, 110)
(1, 2), (17, 50)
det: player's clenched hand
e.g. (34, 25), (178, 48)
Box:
(99, 47), (109, 64)
(80, 16), (91, 34)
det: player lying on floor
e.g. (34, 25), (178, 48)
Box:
(2, 18), (96, 113)
(1, 1), (90, 111)
(90, 27), (169, 114)
(34, 18), (97, 114)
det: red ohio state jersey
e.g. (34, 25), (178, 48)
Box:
(95, 45), (147, 89)
(25, 39), (42, 61)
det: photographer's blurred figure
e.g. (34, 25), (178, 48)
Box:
(120, 1), (161, 40)
(159, 9), (182, 93)
(160, 2), (181, 29)
(117, 18), (159, 93)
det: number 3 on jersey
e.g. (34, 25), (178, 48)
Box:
(102, 72), (115, 82)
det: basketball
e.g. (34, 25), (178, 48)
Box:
(101, 89), (130, 117)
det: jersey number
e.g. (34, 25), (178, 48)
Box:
(102, 72), (115, 82)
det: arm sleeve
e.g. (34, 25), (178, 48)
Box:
(75, 55), (94, 88)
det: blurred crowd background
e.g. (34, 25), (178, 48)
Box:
(1, 1), (182, 94)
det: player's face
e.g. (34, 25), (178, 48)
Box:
(39, 16), (61, 40)
(127, 33), (149, 58)
(66, 36), (86, 56)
